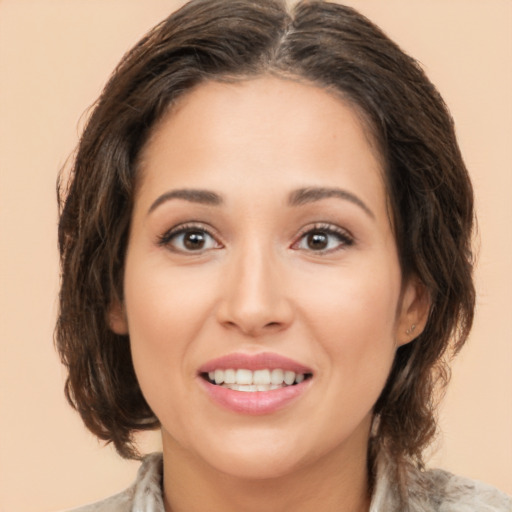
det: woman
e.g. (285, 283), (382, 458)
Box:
(56, 0), (511, 510)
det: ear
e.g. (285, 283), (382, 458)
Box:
(395, 277), (431, 347)
(107, 299), (129, 335)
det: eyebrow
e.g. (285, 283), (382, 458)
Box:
(288, 187), (374, 219)
(147, 186), (374, 219)
(148, 188), (223, 214)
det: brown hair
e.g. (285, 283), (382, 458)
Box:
(57, 0), (475, 466)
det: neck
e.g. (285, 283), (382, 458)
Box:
(161, 427), (372, 512)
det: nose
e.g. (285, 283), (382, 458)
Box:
(216, 242), (294, 337)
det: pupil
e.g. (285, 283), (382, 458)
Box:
(308, 232), (328, 250)
(184, 231), (205, 250)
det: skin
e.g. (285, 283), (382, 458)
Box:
(110, 77), (429, 512)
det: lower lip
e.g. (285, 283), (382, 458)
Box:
(199, 378), (310, 415)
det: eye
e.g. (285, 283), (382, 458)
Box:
(293, 224), (354, 253)
(158, 224), (221, 253)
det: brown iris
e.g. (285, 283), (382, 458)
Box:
(306, 232), (329, 250)
(183, 230), (207, 250)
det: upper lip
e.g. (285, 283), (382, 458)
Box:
(198, 352), (313, 375)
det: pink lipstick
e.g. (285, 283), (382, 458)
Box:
(197, 352), (313, 415)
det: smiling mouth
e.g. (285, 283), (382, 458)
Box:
(201, 368), (313, 392)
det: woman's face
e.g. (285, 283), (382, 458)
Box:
(112, 77), (423, 479)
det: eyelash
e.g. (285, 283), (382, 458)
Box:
(292, 223), (354, 254)
(157, 223), (222, 253)
(157, 222), (354, 254)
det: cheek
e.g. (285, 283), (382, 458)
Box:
(296, 259), (401, 395)
(122, 254), (217, 408)
(124, 252), (215, 344)
(301, 261), (401, 343)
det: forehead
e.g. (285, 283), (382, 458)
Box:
(137, 76), (386, 213)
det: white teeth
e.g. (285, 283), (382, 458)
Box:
(224, 368), (236, 384)
(238, 385), (257, 392)
(270, 368), (284, 385)
(236, 369), (253, 385)
(284, 371), (296, 385)
(295, 373), (305, 384)
(214, 369), (224, 385)
(206, 368), (308, 389)
(253, 369), (271, 385)
(222, 383), (284, 392)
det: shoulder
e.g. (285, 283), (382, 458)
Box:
(409, 466), (512, 512)
(63, 490), (134, 512)
(61, 453), (164, 512)
(422, 468), (512, 512)
(371, 451), (511, 512)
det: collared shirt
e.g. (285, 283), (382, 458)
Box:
(66, 452), (512, 512)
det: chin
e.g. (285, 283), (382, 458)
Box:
(166, 423), (312, 481)
(205, 446), (308, 481)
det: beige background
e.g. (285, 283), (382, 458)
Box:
(0, 1), (511, 511)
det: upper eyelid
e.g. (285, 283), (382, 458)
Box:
(291, 223), (355, 252)
(162, 221), (216, 235)
(157, 221), (354, 246)
(158, 222), (222, 245)
(295, 222), (354, 240)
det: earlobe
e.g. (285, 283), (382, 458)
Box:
(396, 277), (431, 347)
(107, 300), (129, 335)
